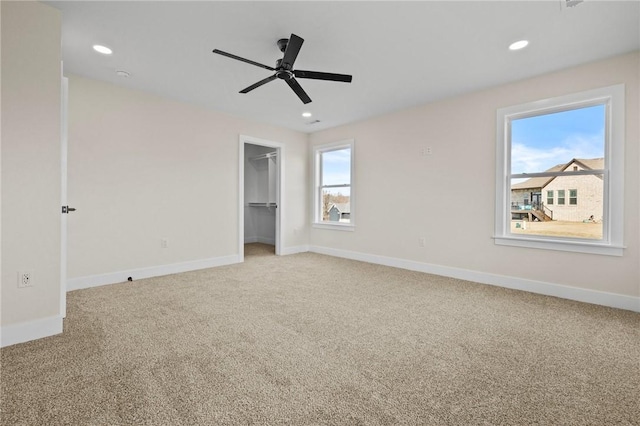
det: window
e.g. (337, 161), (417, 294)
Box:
(557, 190), (566, 205)
(569, 189), (578, 205)
(495, 85), (625, 256)
(313, 139), (354, 230)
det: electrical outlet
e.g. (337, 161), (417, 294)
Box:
(18, 271), (33, 288)
(418, 237), (426, 248)
(161, 238), (169, 249)
(421, 147), (432, 156)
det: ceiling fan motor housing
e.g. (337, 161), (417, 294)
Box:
(275, 59), (294, 80)
(277, 38), (289, 53)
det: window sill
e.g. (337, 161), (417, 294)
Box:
(312, 222), (355, 232)
(494, 235), (624, 256)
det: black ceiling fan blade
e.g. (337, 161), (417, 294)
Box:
(294, 70), (353, 83)
(281, 34), (304, 69)
(212, 49), (275, 71)
(240, 74), (277, 94)
(286, 78), (312, 104)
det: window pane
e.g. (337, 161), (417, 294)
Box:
(315, 140), (354, 227)
(322, 148), (351, 186)
(497, 84), (624, 255)
(511, 104), (605, 175)
(569, 189), (578, 205)
(557, 190), (565, 205)
(321, 187), (351, 223)
(510, 175), (603, 240)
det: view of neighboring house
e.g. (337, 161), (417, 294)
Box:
(511, 158), (603, 222)
(328, 203), (351, 222)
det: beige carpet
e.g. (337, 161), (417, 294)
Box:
(2, 244), (639, 425)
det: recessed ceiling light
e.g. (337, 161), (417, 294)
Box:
(509, 40), (529, 51)
(302, 112), (312, 118)
(93, 44), (113, 55)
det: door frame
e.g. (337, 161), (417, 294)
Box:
(238, 135), (284, 261)
(60, 74), (68, 317)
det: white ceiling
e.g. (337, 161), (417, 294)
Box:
(47, 1), (639, 133)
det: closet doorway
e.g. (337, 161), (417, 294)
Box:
(238, 135), (284, 261)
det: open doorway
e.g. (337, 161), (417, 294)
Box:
(238, 135), (284, 261)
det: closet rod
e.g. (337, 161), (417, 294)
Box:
(249, 151), (277, 161)
(247, 202), (277, 208)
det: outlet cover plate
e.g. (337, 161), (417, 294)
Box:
(18, 271), (33, 288)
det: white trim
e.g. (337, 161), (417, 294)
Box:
(495, 84), (625, 255)
(60, 73), (68, 318)
(494, 235), (624, 256)
(239, 139), (245, 261)
(309, 245), (639, 313)
(67, 255), (241, 291)
(312, 139), (355, 227)
(280, 245), (310, 255)
(1, 315), (63, 348)
(244, 236), (276, 245)
(312, 223), (355, 231)
(239, 135), (285, 261)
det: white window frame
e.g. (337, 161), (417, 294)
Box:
(312, 139), (355, 231)
(557, 189), (566, 205)
(569, 189), (578, 206)
(494, 84), (625, 256)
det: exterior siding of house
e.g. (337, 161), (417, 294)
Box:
(511, 188), (533, 207)
(509, 159), (604, 222)
(543, 172), (603, 222)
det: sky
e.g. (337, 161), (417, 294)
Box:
(511, 104), (605, 174)
(322, 147), (351, 196)
(322, 147), (351, 185)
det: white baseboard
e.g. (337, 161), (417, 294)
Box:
(245, 237), (275, 245)
(1, 315), (63, 348)
(309, 245), (640, 313)
(67, 254), (241, 292)
(280, 245), (310, 255)
(257, 237), (275, 245)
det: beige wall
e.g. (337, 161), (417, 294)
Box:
(1, 1), (636, 347)
(309, 52), (639, 299)
(66, 75), (308, 279)
(1, 2), (62, 325)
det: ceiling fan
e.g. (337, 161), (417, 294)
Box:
(213, 33), (352, 104)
